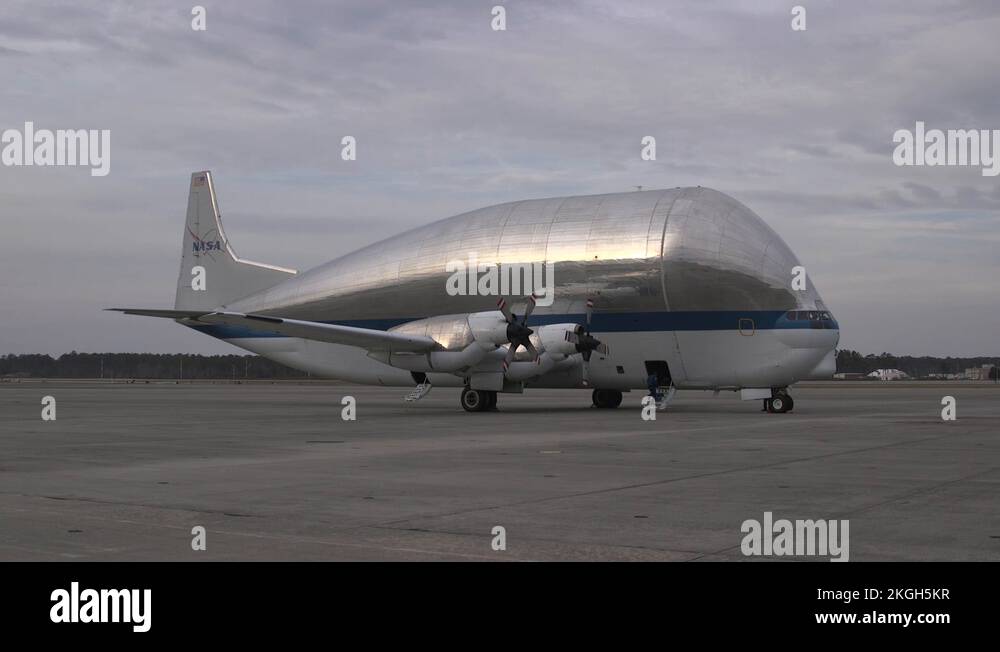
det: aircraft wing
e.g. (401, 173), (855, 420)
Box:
(108, 309), (439, 353)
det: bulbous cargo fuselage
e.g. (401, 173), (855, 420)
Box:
(210, 187), (838, 390)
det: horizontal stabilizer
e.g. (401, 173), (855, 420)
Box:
(109, 308), (210, 319)
(108, 309), (438, 353)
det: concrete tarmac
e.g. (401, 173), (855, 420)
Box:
(1, 381), (997, 561)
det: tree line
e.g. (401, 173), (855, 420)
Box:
(1, 350), (997, 380)
(0, 352), (308, 379)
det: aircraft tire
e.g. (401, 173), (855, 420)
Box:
(461, 388), (489, 412)
(592, 389), (623, 409)
(770, 394), (792, 413)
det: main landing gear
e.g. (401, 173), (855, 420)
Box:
(763, 389), (794, 414)
(592, 389), (623, 409)
(460, 387), (498, 412)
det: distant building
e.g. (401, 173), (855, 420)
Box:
(867, 368), (908, 381)
(926, 373), (963, 380)
(963, 364), (996, 381)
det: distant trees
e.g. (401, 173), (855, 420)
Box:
(2, 350), (997, 380)
(835, 349), (866, 373)
(0, 353), (308, 380)
(834, 349), (999, 378)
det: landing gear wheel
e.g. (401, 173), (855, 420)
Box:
(592, 389), (623, 409)
(485, 391), (498, 411)
(461, 388), (489, 412)
(769, 394), (793, 413)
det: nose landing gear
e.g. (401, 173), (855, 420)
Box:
(763, 389), (794, 413)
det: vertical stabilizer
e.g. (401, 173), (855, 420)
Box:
(174, 171), (296, 310)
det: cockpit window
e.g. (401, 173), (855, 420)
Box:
(785, 310), (835, 322)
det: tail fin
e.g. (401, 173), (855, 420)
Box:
(175, 171), (296, 310)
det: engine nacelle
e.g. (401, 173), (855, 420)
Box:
(467, 310), (512, 348)
(535, 323), (581, 358)
(369, 343), (488, 373)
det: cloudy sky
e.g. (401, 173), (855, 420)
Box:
(1, 0), (998, 357)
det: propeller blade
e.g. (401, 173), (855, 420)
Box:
(504, 344), (518, 366)
(581, 359), (590, 386)
(498, 298), (514, 324)
(596, 342), (610, 355)
(524, 340), (539, 362)
(585, 297), (594, 328)
(521, 294), (537, 324)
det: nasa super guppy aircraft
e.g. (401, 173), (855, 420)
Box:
(113, 171), (839, 413)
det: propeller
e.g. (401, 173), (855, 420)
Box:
(498, 294), (539, 372)
(563, 297), (609, 385)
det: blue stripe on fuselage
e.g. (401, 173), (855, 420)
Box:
(185, 310), (839, 340)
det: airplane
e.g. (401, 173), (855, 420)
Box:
(112, 171), (839, 413)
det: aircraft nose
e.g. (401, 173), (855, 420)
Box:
(805, 348), (837, 380)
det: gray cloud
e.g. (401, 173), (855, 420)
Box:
(0, 0), (998, 356)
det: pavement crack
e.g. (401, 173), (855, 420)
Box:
(29, 493), (260, 519)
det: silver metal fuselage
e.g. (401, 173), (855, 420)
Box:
(193, 187), (839, 391)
